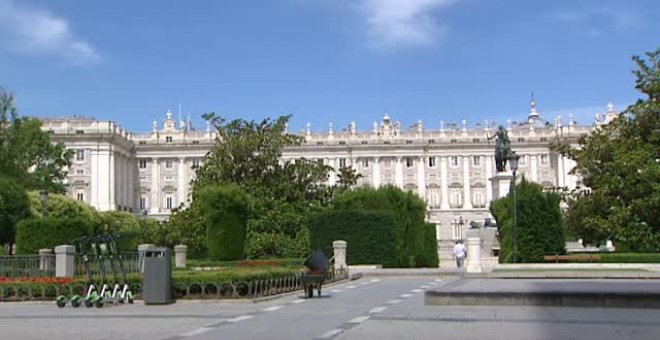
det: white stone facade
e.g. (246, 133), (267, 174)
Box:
(41, 102), (617, 266)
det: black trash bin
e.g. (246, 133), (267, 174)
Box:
(142, 248), (174, 305)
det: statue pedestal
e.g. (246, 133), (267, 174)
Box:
(490, 172), (515, 199)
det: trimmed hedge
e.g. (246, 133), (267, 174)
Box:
(414, 223), (439, 268)
(564, 253), (660, 263)
(309, 210), (399, 268)
(15, 217), (92, 254)
(199, 184), (251, 260)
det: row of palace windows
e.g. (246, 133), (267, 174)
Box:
(137, 158), (201, 170)
(317, 155), (550, 170)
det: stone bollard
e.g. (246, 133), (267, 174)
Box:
(174, 244), (188, 268)
(138, 244), (155, 273)
(466, 237), (482, 273)
(55, 245), (75, 278)
(332, 240), (347, 271)
(39, 248), (54, 272)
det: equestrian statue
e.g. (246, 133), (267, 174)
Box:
(487, 125), (512, 172)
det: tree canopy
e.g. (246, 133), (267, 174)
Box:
(0, 88), (72, 193)
(552, 49), (660, 251)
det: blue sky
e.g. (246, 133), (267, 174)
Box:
(0, 0), (657, 134)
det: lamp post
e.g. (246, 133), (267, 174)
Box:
(507, 152), (520, 263)
(39, 190), (49, 216)
(453, 215), (465, 240)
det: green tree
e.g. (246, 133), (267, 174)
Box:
(166, 202), (207, 258)
(0, 176), (31, 254)
(491, 178), (565, 263)
(27, 191), (97, 222)
(552, 49), (660, 251)
(199, 184), (252, 260)
(336, 166), (362, 190)
(0, 88), (73, 193)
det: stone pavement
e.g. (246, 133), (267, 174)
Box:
(425, 279), (660, 308)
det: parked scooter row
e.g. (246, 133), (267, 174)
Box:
(56, 234), (134, 308)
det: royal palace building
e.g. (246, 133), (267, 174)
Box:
(41, 101), (619, 266)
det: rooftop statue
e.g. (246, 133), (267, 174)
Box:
(488, 125), (512, 172)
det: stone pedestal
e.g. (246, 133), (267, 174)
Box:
(138, 243), (155, 273)
(55, 245), (75, 278)
(39, 248), (54, 272)
(332, 240), (347, 270)
(466, 238), (482, 273)
(174, 244), (188, 268)
(490, 171), (514, 199)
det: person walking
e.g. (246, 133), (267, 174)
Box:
(453, 240), (467, 270)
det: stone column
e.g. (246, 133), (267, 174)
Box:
(178, 157), (186, 208)
(462, 156), (472, 209)
(395, 157), (404, 189)
(328, 158), (337, 185)
(109, 150), (115, 210)
(466, 237), (482, 273)
(372, 156), (381, 188)
(557, 155), (565, 188)
(138, 244), (155, 273)
(39, 248), (53, 272)
(440, 156), (450, 209)
(417, 156), (426, 199)
(174, 244), (188, 268)
(150, 158), (160, 214)
(55, 245), (75, 278)
(530, 154), (538, 182)
(332, 240), (347, 270)
(490, 172), (513, 199)
(485, 155), (493, 202)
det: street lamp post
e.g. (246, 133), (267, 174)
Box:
(508, 152), (520, 263)
(39, 190), (49, 216)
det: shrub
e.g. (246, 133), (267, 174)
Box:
(414, 223), (439, 268)
(332, 186), (428, 267)
(15, 217), (92, 254)
(0, 176), (31, 247)
(199, 184), (251, 260)
(166, 202), (207, 258)
(491, 178), (565, 263)
(309, 210), (399, 268)
(95, 211), (142, 252)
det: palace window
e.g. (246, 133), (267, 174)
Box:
(339, 158), (346, 168)
(166, 196), (174, 210)
(192, 159), (201, 169)
(317, 158), (324, 165)
(139, 159), (147, 169)
(165, 160), (173, 169)
(427, 187), (440, 208)
(140, 196), (147, 211)
(472, 187), (486, 208)
(473, 156), (481, 167)
(450, 156), (459, 167)
(541, 155), (549, 165)
(428, 157), (437, 168)
(449, 187), (463, 208)
(362, 159), (369, 168)
(76, 192), (84, 202)
(76, 169), (84, 175)
(518, 156), (527, 166)
(406, 157), (414, 168)
(75, 150), (85, 161)
(165, 136), (173, 143)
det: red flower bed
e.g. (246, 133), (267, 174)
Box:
(236, 260), (282, 267)
(0, 277), (74, 285)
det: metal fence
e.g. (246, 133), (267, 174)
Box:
(74, 252), (141, 278)
(0, 255), (55, 278)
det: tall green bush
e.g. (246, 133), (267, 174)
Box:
(199, 184), (251, 260)
(15, 217), (92, 254)
(333, 186), (431, 267)
(0, 176), (31, 248)
(309, 210), (399, 267)
(415, 223), (439, 268)
(95, 211), (142, 252)
(491, 178), (565, 263)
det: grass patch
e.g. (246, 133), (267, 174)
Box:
(493, 268), (649, 273)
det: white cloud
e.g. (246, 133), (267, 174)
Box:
(0, 0), (99, 63)
(356, 0), (460, 50)
(551, 7), (642, 38)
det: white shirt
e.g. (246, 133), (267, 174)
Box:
(453, 243), (466, 258)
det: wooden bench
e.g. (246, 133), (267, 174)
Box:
(543, 255), (601, 263)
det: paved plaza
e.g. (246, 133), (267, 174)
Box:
(1, 278), (659, 340)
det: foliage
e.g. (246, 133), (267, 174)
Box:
(185, 258), (304, 269)
(27, 191), (96, 221)
(594, 253), (660, 263)
(491, 178), (565, 263)
(552, 49), (660, 251)
(15, 217), (92, 254)
(0, 88), (72, 193)
(199, 184), (251, 260)
(137, 218), (171, 248)
(188, 114), (333, 258)
(165, 202), (207, 258)
(332, 186), (430, 267)
(309, 210), (399, 268)
(415, 223), (439, 268)
(0, 176), (31, 247)
(94, 211), (142, 252)
(336, 166), (363, 191)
